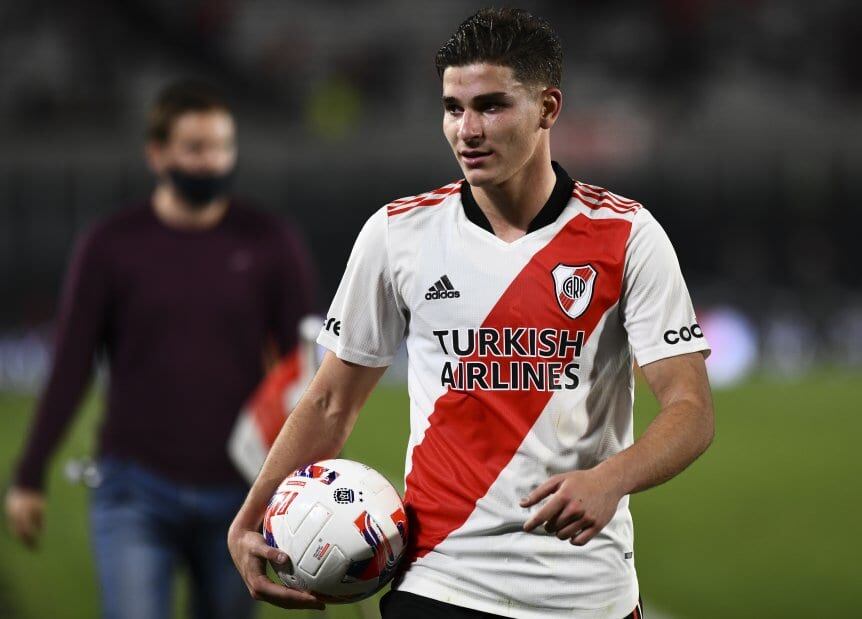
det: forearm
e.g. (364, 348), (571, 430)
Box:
(227, 352), (385, 609)
(16, 229), (108, 490)
(598, 396), (714, 496)
(15, 378), (91, 490)
(233, 378), (359, 529)
(521, 354), (714, 544)
(15, 340), (97, 489)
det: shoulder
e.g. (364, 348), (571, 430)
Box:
(227, 204), (314, 268)
(60, 203), (150, 271)
(79, 202), (151, 248)
(571, 181), (644, 224)
(384, 180), (463, 221)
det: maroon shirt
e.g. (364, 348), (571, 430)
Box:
(15, 201), (315, 489)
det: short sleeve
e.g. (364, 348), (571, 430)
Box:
(621, 209), (710, 367)
(316, 207), (407, 367)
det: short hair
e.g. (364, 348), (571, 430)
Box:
(435, 8), (563, 88)
(146, 79), (232, 144)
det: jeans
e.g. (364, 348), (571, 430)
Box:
(89, 457), (253, 619)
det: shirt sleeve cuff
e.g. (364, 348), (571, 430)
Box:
(316, 332), (394, 368)
(634, 341), (711, 368)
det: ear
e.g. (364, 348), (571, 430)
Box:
(144, 140), (166, 176)
(539, 88), (563, 129)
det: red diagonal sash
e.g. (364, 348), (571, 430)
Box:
(403, 214), (632, 564)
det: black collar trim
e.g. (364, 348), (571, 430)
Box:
(460, 161), (575, 235)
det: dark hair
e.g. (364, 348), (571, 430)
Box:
(435, 8), (562, 88)
(146, 79), (232, 144)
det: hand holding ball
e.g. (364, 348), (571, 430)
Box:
(263, 459), (408, 603)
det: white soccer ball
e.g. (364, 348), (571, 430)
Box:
(263, 458), (408, 603)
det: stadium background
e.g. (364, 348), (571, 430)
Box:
(0, 1), (859, 617)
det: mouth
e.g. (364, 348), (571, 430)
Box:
(459, 150), (493, 168)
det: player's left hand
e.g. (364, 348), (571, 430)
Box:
(520, 467), (624, 546)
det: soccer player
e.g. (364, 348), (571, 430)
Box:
(4, 80), (315, 619)
(227, 8), (713, 619)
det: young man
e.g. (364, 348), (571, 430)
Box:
(5, 80), (315, 619)
(228, 8), (713, 619)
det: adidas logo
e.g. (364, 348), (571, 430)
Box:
(425, 275), (461, 300)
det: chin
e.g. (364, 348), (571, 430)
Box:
(462, 167), (499, 188)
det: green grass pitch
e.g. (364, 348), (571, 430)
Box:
(1, 371), (859, 618)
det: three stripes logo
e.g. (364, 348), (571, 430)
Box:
(425, 275), (461, 300)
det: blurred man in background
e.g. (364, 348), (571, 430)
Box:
(4, 80), (315, 619)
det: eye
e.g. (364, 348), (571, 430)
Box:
(444, 104), (463, 116)
(481, 101), (506, 113)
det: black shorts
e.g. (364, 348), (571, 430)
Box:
(380, 590), (645, 619)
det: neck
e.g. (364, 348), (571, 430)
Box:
(471, 147), (556, 241)
(152, 184), (229, 230)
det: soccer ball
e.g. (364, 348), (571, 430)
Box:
(262, 458), (408, 603)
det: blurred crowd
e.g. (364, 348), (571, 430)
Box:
(2, 1), (861, 139)
(1, 0), (861, 388)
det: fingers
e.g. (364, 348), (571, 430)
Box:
(555, 517), (594, 541)
(32, 507), (44, 535)
(248, 575), (326, 610)
(572, 527), (598, 546)
(519, 476), (561, 508)
(8, 517), (34, 547)
(27, 508), (44, 547)
(18, 521), (39, 549)
(246, 532), (289, 566)
(234, 531), (321, 609)
(545, 505), (586, 535)
(5, 496), (43, 549)
(238, 534), (291, 581)
(519, 471), (613, 545)
(523, 493), (566, 532)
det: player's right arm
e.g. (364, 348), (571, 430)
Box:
(5, 226), (110, 548)
(227, 352), (386, 609)
(229, 205), (405, 608)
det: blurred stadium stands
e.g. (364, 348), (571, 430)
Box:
(1, 5), (860, 619)
(1, 0), (861, 389)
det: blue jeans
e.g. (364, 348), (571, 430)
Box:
(89, 457), (254, 619)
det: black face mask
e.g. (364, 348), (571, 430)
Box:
(167, 167), (235, 208)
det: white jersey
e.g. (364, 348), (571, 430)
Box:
(317, 166), (709, 618)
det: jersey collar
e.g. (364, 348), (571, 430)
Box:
(460, 161), (575, 236)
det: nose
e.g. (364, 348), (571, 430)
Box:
(457, 109), (483, 144)
(202, 144), (229, 169)
(192, 143), (233, 174)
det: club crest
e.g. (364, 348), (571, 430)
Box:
(551, 264), (597, 319)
